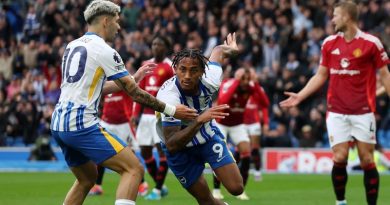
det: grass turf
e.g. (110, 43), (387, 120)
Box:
(0, 172), (389, 205)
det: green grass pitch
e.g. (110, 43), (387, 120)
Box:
(0, 172), (389, 205)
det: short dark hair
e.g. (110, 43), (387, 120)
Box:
(172, 49), (209, 72)
(334, 1), (359, 22)
(153, 35), (171, 50)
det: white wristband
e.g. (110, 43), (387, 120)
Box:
(163, 104), (176, 116)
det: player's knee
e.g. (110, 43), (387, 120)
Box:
(360, 155), (374, 167)
(129, 160), (145, 178)
(226, 183), (244, 196)
(77, 178), (96, 190)
(333, 151), (348, 163)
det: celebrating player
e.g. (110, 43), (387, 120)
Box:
(156, 33), (242, 205)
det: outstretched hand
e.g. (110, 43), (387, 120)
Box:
(133, 62), (157, 83)
(279, 92), (302, 108)
(221, 32), (239, 56)
(197, 104), (230, 124)
(209, 33), (239, 64)
(173, 104), (198, 121)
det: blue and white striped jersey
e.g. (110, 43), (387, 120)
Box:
(51, 32), (129, 132)
(156, 62), (223, 147)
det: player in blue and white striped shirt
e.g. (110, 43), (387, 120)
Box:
(156, 33), (243, 205)
(50, 1), (197, 205)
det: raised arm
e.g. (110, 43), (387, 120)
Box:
(209, 32), (239, 64)
(279, 65), (328, 107)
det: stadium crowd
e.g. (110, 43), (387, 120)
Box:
(0, 0), (389, 148)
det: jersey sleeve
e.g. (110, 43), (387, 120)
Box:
(98, 47), (129, 80)
(371, 38), (390, 69)
(252, 83), (270, 108)
(320, 39), (330, 68)
(156, 88), (182, 127)
(201, 61), (223, 91)
(217, 79), (240, 105)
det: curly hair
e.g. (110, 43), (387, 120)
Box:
(171, 49), (209, 72)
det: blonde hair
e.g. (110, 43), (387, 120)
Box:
(334, 1), (359, 22)
(84, 0), (120, 24)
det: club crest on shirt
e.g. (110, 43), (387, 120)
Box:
(158, 68), (165, 76)
(113, 52), (121, 64)
(353, 48), (362, 58)
(340, 58), (350, 68)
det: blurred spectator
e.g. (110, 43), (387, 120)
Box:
(299, 125), (316, 148)
(28, 136), (57, 161)
(0, 48), (13, 80)
(0, 0), (389, 148)
(121, 0), (140, 32)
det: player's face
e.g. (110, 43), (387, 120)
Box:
(175, 57), (203, 94)
(332, 7), (347, 32)
(152, 38), (167, 59)
(106, 13), (120, 42)
(239, 72), (251, 91)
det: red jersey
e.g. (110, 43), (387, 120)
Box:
(320, 30), (389, 114)
(101, 91), (133, 124)
(217, 79), (270, 126)
(244, 92), (270, 125)
(133, 58), (174, 116)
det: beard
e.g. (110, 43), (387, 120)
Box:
(335, 24), (347, 33)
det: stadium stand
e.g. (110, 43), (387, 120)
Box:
(0, 0), (389, 149)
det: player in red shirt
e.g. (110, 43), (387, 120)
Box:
(213, 68), (269, 200)
(280, 2), (390, 205)
(243, 90), (269, 182)
(131, 35), (174, 200)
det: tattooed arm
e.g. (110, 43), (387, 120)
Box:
(102, 62), (156, 96)
(114, 75), (165, 113)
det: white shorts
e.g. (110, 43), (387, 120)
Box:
(326, 112), (376, 147)
(136, 114), (161, 146)
(245, 123), (262, 136)
(99, 120), (139, 150)
(216, 123), (250, 145)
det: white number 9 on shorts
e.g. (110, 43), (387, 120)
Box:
(212, 143), (223, 158)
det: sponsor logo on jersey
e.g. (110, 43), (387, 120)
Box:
(115, 64), (125, 70)
(331, 48), (340, 55)
(330, 68), (360, 76)
(340, 58), (350, 68)
(164, 116), (176, 122)
(113, 52), (121, 63)
(149, 76), (157, 85)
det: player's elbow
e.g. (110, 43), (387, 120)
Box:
(209, 45), (224, 63)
